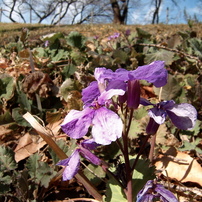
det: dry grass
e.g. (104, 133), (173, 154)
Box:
(0, 23), (202, 45)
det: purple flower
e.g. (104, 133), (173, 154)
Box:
(61, 89), (125, 145)
(141, 99), (197, 130)
(137, 180), (178, 202)
(57, 139), (101, 181)
(108, 32), (121, 40)
(125, 29), (131, 36)
(82, 61), (167, 109)
(44, 40), (49, 47)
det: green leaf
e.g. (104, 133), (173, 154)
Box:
(83, 164), (106, 186)
(179, 138), (202, 154)
(0, 76), (15, 101)
(112, 49), (128, 64)
(0, 145), (17, 172)
(105, 173), (127, 202)
(0, 183), (10, 194)
(52, 49), (67, 61)
(37, 161), (57, 188)
(131, 158), (155, 200)
(34, 47), (48, 58)
(17, 89), (32, 112)
(134, 106), (148, 120)
(26, 153), (57, 188)
(26, 153), (41, 180)
(62, 64), (76, 78)
(128, 120), (143, 139)
(145, 49), (174, 65)
(12, 107), (31, 127)
(42, 32), (64, 45)
(153, 74), (181, 100)
(189, 38), (202, 59)
(0, 110), (13, 125)
(136, 28), (151, 39)
(66, 31), (86, 49)
(70, 50), (86, 64)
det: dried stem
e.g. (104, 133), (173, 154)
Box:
(23, 112), (103, 201)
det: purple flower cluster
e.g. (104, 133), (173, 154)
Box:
(61, 61), (168, 146)
(58, 60), (197, 182)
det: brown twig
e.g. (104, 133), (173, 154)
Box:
(136, 43), (202, 64)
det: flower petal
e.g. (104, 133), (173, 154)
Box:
(61, 108), (95, 139)
(155, 184), (178, 202)
(92, 107), (123, 145)
(148, 107), (167, 124)
(129, 61), (167, 87)
(94, 67), (114, 83)
(57, 150), (80, 181)
(81, 139), (100, 150)
(97, 89), (125, 105)
(136, 180), (153, 202)
(80, 147), (101, 165)
(167, 103), (197, 130)
(82, 81), (100, 107)
(106, 80), (127, 91)
(140, 98), (153, 106)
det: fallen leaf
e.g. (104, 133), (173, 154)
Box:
(14, 131), (46, 162)
(155, 147), (202, 186)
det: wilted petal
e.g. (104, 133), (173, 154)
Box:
(92, 107), (123, 145)
(81, 139), (100, 150)
(82, 81), (100, 107)
(155, 184), (178, 202)
(57, 149), (80, 181)
(129, 61), (167, 87)
(79, 147), (101, 165)
(61, 108), (95, 139)
(167, 103), (197, 130)
(148, 107), (167, 124)
(97, 89), (125, 105)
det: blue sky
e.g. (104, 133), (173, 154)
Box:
(129, 0), (202, 24)
(0, 0), (201, 24)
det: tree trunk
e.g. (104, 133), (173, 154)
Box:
(110, 0), (128, 24)
(152, 0), (162, 24)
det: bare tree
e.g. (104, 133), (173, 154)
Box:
(1, 0), (137, 24)
(2, 0), (26, 23)
(151, 0), (179, 24)
(68, 0), (112, 24)
(110, 0), (129, 24)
